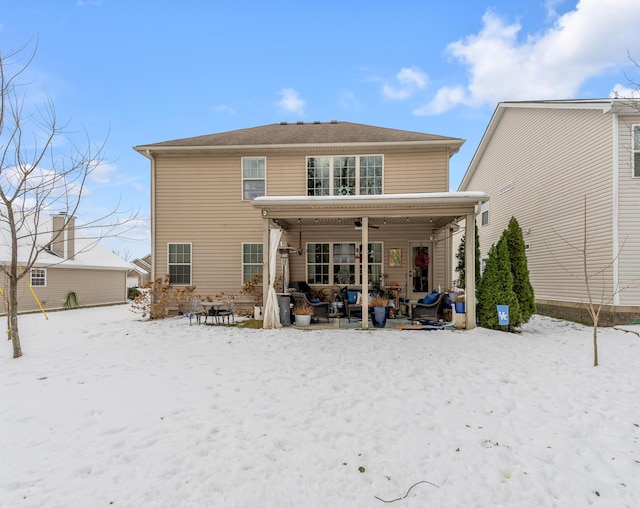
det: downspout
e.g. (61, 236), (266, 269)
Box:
(147, 150), (157, 281)
(611, 112), (620, 305)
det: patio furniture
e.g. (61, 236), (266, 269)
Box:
(216, 298), (235, 325)
(187, 297), (204, 325)
(340, 287), (362, 322)
(290, 292), (331, 324)
(410, 292), (447, 324)
(201, 301), (224, 325)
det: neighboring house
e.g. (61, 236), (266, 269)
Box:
(128, 254), (151, 287)
(134, 121), (488, 328)
(459, 99), (640, 325)
(0, 212), (134, 314)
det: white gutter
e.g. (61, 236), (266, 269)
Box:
(134, 138), (465, 155)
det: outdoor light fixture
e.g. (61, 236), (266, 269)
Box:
(354, 220), (362, 230)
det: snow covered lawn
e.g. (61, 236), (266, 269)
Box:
(1, 305), (639, 507)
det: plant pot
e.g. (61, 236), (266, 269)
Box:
(295, 314), (311, 327)
(454, 301), (465, 314)
(371, 307), (387, 328)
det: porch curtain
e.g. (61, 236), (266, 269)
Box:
(263, 228), (283, 329)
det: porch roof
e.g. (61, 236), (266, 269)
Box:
(251, 192), (489, 230)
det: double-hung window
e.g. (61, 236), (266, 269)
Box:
(633, 125), (640, 178)
(30, 268), (47, 287)
(168, 243), (191, 285)
(242, 157), (266, 200)
(242, 243), (263, 283)
(307, 155), (382, 196)
(307, 242), (383, 285)
(481, 202), (489, 226)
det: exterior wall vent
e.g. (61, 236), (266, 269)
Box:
(499, 182), (514, 194)
(525, 243), (531, 251)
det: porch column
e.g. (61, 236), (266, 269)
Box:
(465, 212), (476, 330)
(262, 213), (270, 314)
(361, 217), (369, 328)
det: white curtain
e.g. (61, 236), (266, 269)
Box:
(263, 228), (283, 329)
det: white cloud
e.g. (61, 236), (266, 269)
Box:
(277, 88), (305, 116)
(415, 0), (640, 115)
(89, 162), (117, 184)
(413, 86), (466, 115)
(610, 84), (640, 99)
(382, 67), (429, 100)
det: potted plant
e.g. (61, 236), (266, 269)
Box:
(293, 301), (314, 326)
(370, 294), (389, 328)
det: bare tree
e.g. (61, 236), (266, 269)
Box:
(549, 197), (635, 367)
(1, 42), (136, 358)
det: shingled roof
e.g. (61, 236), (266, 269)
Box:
(137, 121), (463, 148)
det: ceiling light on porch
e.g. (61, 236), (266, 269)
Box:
(354, 220), (362, 231)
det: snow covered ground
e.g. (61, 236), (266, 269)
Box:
(1, 305), (639, 507)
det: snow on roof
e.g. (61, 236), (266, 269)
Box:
(0, 215), (134, 271)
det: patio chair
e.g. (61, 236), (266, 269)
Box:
(187, 297), (204, 325)
(290, 292), (331, 324)
(216, 298), (235, 325)
(411, 292), (447, 324)
(340, 287), (362, 323)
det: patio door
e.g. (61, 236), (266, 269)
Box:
(408, 242), (432, 300)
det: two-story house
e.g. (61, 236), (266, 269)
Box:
(459, 99), (640, 326)
(135, 121), (487, 328)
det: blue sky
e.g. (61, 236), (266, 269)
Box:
(2, 0), (639, 259)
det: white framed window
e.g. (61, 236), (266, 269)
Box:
(242, 243), (263, 283)
(481, 202), (489, 226)
(633, 125), (640, 177)
(242, 157), (266, 200)
(307, 242), (383, 285)
(168, 243), (191, 285)
(306, 155), (383, 196)
(30, 268), (47, 287)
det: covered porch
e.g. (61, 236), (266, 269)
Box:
(251, 192), (488, 330)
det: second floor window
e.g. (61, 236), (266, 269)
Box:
(242, 157), (266, 200)
(307, 155), (383, 196)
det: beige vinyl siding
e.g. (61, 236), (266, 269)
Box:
(6, 267), (127, 314)
(285, 224), (450, 296)
(153, 147), (453, 300)
(616, 114), (640, 305)
(466, 107), (615, 303)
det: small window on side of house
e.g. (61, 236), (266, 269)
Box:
(242, 157), (266, 200)
(168, 243), (191, 285)
(481, 202), (489, 226)
(242, 243), (263, 283)
(633, 125), (640, 178)
(30, 268), (47, 287)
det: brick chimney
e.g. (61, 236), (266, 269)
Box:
(50, 212), (75, 260)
